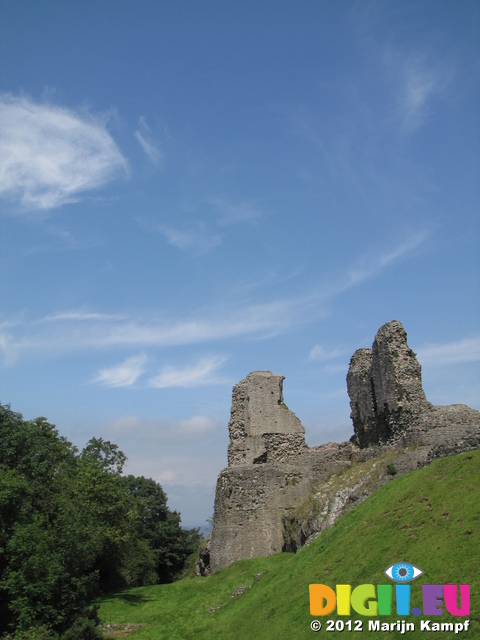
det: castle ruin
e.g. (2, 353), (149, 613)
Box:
(205, 321), (480, 574)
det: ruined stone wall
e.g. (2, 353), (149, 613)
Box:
(209, 371), (359, 572)
(210, 371), (313, 572)
(227, 371), (307, 466)
(346, 320), (480, 448)
(209, 463), (313, 573)
(346, 320), (431, 447)
(206, 321), (480, 574)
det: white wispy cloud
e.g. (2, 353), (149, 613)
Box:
(210, 198), (263, 225)
(402, 62), (443, 132)
(159, 225), (222, 253)
(93, 353), (148, 387)
(0, 94), (127, 211)
(136, 217), (222, 255)
(153, 455), (220, 489)
(0, 301), (300, 363)
(134, 116), (162, 164)
(150, 454), (223, 489)
(308, 345), (348, 362)
(417, 336), (480, 367)
(136, 197), (262, 257)
(0, 233), (430, 365)
(345, 230), (428, 287)
(149, 355), (228, 388)
(101, 413), (219, 440)
(384, 50), (451, 133)
(178, 415), (218, 435)
(45, 310), (126, 322)
(0, 326), (15, 366)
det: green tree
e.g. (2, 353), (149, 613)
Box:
(76, 438), (135, 591)
(0, 404), (200, 638)
(79, 438), (126, 475)
(120, 475), (201, 583)
(0, 405), (101, 639)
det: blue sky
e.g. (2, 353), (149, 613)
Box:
(1, 0), (479, 528)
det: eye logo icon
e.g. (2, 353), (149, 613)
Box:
(384, 562), (423, 582)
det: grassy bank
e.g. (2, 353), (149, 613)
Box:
(99, 450), (480, 639)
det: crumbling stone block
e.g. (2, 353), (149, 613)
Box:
(347, 320), (431, 447)
(227, 371), (307, 466)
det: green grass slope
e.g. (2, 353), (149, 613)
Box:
(99, 451), (480, 639)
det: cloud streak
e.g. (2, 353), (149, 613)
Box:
(135, 217), (222, 255)
(135, 116), (162, 164)
(93, 353), (148, 387)
(153, 455), (219, 488)
(159, 225), (222, 254)
(383, 50), (451, 133)
(149, 355), (228, 388)
(0, 301), (300, 364)
(417, 336), (480, 367)
(0, 233), (429, 365)
(210, 198), (263, 226)
(308, 345), (348, 362)
(137, 196), (263, 257)
(101, 413), (219, 441)
(0, 94), (127, 211)
(345, 230), (428, 287)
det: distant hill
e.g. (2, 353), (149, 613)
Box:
(99, 450), (480, 639)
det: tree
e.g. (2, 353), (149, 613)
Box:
(79, 438), (126, 475)
(0, 404), (200, 638)
(76, 439), (135, 591)
(120, 475), (201, 583)
(0, 405), (102, 639)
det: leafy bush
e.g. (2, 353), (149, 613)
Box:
(386, 462), (398, 476)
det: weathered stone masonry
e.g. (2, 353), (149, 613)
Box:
(206, 321), (480, 574)
(347, 320), (431, 447)
(227, 371), (307, 466)
(209, 371), (314, 573)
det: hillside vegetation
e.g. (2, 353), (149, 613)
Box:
(0, 404), (200, 639)
(99, 450), (480, 640)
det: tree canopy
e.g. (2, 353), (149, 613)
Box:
(0, 404), (200, 639)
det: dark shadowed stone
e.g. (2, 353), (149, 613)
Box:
(195, 534), (211, 577)
(347, 320), (431, 447)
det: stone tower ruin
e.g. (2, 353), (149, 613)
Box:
(227, 371), (307, 466)
(347, 320), (432, 447)
(206, 321), (480, 574)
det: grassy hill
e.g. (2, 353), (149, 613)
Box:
(98, 450), (480, 639)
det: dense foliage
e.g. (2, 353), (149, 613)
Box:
(0, 404), (201, 639)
